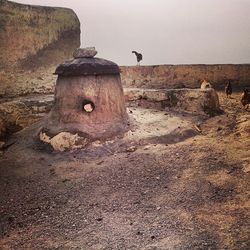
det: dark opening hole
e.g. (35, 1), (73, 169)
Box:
(82, 100), (95, 113)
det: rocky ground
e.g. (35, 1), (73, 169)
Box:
(0, 91), (249, 250)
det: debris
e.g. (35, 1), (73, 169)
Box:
(39, 131), (88, 152)
(92, 140), (102, 147)
(0, 140), (17, 150)
(126, 146), (137, 152)
(217, 127), (222, 131)
(0, 141), (5, 150)
(62, 178), (70, 183)
(7, 215), (15, 223)
(49, 169), (55, 175)
(194, 124), (202, 133)
(97, 160), (104, 165)
(96, 217), (103, 222)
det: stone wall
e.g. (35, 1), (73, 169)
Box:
(120, 64), (250, 89)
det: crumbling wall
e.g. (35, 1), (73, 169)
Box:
(120, 64), (250, 89)
(0, 0), (80, 97)
(0, 0), (80, 138)
(0, 0), (80, 68)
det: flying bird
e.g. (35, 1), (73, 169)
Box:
(132, 51), (142, 66)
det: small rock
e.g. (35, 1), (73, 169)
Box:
(49, 169), (55, 175)
(7, 215), (15, 223)
(83, 103), (94, 112)
(73, 47), (97, 58)
(0, 141), (5, 150)
(97, 160), (104, 165)
(40, 131), (88, 152)
(126, 146), (137, 152)
(62, 178), (70, 183)
(96, 217), (103, 222)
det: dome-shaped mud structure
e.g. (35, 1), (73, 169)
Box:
(44, 48), (128, 139)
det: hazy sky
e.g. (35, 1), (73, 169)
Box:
(13, 0), (250, 65)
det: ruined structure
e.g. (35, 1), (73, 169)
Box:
(0, 0), (80, 97)
(43, 48), (128, 139)
(0, 0), (80, 139)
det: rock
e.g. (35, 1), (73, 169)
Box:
(236, 115), (250, 136)
(97, 160), (104, 165)
(0, 141), (5, 150)
(39, 131), (88, 152)
(126, 146), (137, 152)
(124, 88), (144, 101)
(95, 217), (103, 222)
(83, 103), (94, 113)
(73, 47), (97, 58)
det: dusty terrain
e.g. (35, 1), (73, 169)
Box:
(0, 91), (249, 250)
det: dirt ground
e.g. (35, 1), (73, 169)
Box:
(0, 91), (249, 250)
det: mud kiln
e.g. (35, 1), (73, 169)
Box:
(44, 48), (128, 139)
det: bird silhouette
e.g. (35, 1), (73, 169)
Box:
(225, 81), (232, 98)
(132, 51), (142, 66)
(241, 89), (250, 109)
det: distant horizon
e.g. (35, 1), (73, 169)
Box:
(12, 0), (250, 66)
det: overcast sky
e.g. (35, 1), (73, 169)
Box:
(13, 0), (250, 65)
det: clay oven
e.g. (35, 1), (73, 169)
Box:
(44, 48), (128, 139)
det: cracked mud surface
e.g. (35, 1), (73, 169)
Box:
(0, 92), (249, 250)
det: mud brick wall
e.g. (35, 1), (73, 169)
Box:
(120, 64), (250, 89)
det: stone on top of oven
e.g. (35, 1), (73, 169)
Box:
(73, 47), (97, 58)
